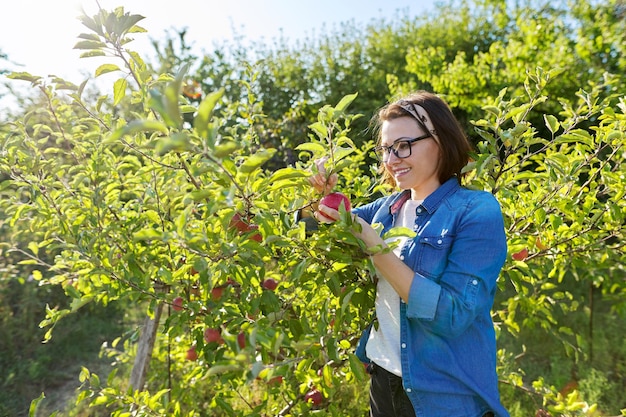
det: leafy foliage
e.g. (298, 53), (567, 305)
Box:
(1, 1), (625, 416)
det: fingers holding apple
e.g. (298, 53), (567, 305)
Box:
(316, 192), (351, 223)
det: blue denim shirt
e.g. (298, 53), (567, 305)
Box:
(354, 177), (509, 417)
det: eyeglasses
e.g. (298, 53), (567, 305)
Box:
(373, 134), (432, 161)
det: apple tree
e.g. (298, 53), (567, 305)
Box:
(3, 7), (380, 417)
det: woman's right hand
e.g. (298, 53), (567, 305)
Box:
(308, 156), (338, 195)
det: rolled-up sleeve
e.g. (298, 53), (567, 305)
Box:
(406, 273), (441, 320)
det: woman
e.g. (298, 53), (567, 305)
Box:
(310, 91), (509, 417)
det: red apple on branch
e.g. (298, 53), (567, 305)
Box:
(172, 296), (184, 311)
(204, 327), (223, 344)
(304, 388), (323, 406)
(267, 375), (283, 386)
(230, 212), (263, 242)
(237, 332), (247, 349)
(262, 278), (278, 291)
(186, 346), (198, 361)
(512, 248), (529, 261)
(211, 286), (224, 301)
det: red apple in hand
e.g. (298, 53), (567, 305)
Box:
(319, 192), (351, 221)
(304, 388), (323, 406)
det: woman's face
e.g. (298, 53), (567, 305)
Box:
(380, 116), (442, 200)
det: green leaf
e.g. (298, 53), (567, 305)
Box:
(295, 142), (326, 154)
(7, 72), (42, 83)
(269, 168), (308, 183)
(133, 229), (163, 241)
(77, 33), (101, 41)
(157, 62), (190, 130)
(73, 40), (107, 50)
(78, 14), (103, 35)
(105, 119), (169, 143)
(154, 132), (192, 155)
(79, 50), (106, 58)
(117, 13), (145, 34)
(213, 141), (240, 158)
(113, 78), (127, 105)
(308, 121), (328, 139)
(348, 353), (368, 382)
(188, 189), (213, 201)
(28, 241), (39, 256)
(148, 89), (172, 126)
(544, 114), (560, 134)
(195, 88), (225, 144)
(383, 227), (416, 239)
(238, 149), (277, 174)
(335, 92), (358, 112)
(95, 64), (120, 77)
(483, 105), (500, 116)
(180, 104), (196, 114)
(29, 393), (46, 417)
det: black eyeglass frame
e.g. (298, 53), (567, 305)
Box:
(373, 134), (432, 161)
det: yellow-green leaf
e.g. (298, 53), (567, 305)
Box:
(335, 92), (358, 112)
(95, 64), (120, 77)
(113, 78), (127, 105)
(544, 114), (559, 134)
(105, 120), (169, 143)
(213, 141), (240, 158)
(238, 149), (277, 174)
(195, 89), (225, 144)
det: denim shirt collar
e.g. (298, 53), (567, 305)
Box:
(388, 177), (461, 216)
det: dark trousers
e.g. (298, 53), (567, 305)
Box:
(369, 362), (416, 417)
(368, 362), (496, 417)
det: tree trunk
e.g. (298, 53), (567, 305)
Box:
(129, 302), (164, 390)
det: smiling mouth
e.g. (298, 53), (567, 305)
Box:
(393, 168), (411, 178)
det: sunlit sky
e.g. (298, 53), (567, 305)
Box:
(1, 0), (435, 109)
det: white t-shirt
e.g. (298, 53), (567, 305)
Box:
(366, 199), (422, 376)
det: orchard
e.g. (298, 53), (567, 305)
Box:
(1, 2), (626, 417)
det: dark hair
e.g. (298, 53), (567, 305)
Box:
(371, 91), (472, 188)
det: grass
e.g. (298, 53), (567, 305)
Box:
(0, 280), (125, 417)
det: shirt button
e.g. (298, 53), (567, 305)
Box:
(406, 388), (412, 393)
(400, 255), (405, 261)
(424, 238), (428, 242)
(472, 279), (478, 285)
(417, 208), (422, 213)
(437, 239), (442, 244)
(401, 343), (407, 348)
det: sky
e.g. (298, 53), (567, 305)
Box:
(0, 0), (435, 109)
